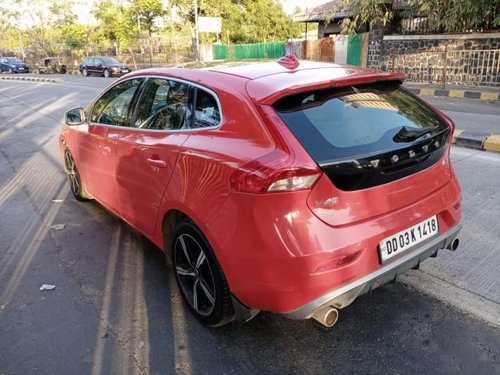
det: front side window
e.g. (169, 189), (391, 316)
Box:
(134, 78), (191, 130)
(91, 78), (143, 126)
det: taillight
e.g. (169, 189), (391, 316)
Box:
(229, 104), (322, 194)
(268, 169), (320, 192)
(229, 151), (321, 194)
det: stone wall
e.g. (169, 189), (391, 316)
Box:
(367, 33), (500, 87)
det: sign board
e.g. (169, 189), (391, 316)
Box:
(198, 17), (222, 33)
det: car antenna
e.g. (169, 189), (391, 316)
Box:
(277, 55), (300, 70)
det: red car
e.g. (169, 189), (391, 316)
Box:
(60, 57), (462, 328)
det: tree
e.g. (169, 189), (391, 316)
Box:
(323, 0), (499, 34)
(170, 0), (300, 43)
(93, 1), (139, 52)
(403, 0), (499, 33)
(1, 0), (78, 56)
(322, 0), (393, 34)
(130, 0), (166, 37)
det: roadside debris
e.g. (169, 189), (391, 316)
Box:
(39, 284), (56, 291)
(51, 199), (64, 203)
(49, 224), (65, 230)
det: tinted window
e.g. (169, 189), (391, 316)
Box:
(91, 78), (143, 126)
(101, 57), (120, 64)
(134, 79), (191, 130)
(274, 83), (448, 163)
(193, 89), (221, 128)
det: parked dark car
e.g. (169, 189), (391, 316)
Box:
(79, 56), (130, 78)
(0, 57), (29, 73)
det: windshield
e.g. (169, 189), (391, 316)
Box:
(101, 57), (120, 64)
(6, 58), (23, 63)
(273, 82), (449, 164)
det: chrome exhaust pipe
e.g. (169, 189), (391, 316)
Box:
(446, 238), (460, 251)
(311, 306), (339, 328)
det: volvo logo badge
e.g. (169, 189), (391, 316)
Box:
(391, 154), (399, 163)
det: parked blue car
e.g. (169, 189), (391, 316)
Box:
(0, 57), (29, 73)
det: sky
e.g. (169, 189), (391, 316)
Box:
(280, 0), (330, 14)
(10, 0), (331, 27)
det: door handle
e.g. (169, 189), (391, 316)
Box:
(146, 158), (167, 168)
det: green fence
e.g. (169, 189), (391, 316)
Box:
(347, 34), (362, 66)
(213, 42), (286, 60)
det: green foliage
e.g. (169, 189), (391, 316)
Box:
(403, 0), (499, 32)
(130, 0), (166, 37)
(325, 0), (499, 34)
(322, 0), (393, 34)
(93, 0), (139, 52)
(494, 15), (500, 28)
(60, 23), (86, 50)
(171, 0), (300, 43)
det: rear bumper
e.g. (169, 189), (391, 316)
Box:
(282, 224), (462, 320)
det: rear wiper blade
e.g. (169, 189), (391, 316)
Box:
(394, 126), (433, 142)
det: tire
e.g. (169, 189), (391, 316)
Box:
(172, 221), (234, 327)
(63, 149), (91, 201)
(82, 68), (88, 77)
(103, 69), (110, 78)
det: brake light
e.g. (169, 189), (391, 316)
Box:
(229, 152), (321, 194)
(229, 104), (321, 193)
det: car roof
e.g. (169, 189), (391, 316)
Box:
(126, 58), (405, 105)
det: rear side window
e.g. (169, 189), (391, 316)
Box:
(193, 89), (221, 128)
(273, 82), (449, 164)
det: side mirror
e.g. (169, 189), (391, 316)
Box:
(65, 108), (86, 126)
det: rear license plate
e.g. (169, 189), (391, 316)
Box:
(122, 69), (129, 73)
(379, 216), (439, 263)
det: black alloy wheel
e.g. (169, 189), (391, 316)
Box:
(172, 221), (234, 326)
(64, 149), (90, 201)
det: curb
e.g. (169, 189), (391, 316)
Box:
(407, 87), (500, 101)
(0, 75), (63, 83)
(452, 129), (500, 152)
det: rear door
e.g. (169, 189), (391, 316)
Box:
(94, 58), (103, 75)
(110, 77), (193, 236)
(273, 82), (453, 226)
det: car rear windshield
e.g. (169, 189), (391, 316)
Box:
(273, 82), (449, 164)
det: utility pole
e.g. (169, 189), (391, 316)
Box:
(194, 0), (200, 61)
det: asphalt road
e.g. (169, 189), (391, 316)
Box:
(424, 96), (500, 134)
(0, 77), (499, 375)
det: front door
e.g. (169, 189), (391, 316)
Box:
(79, 77), (144, 211)
(110, 78), (192, 236)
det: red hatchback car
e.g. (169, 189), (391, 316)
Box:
(60, 57), (462, 328)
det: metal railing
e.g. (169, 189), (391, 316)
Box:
(390, 49), (500, 87)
